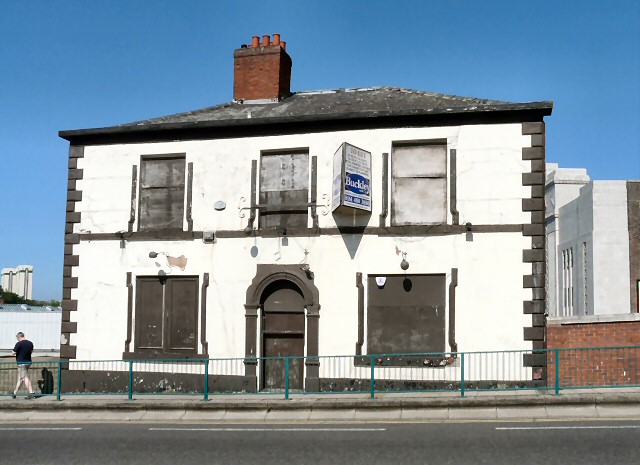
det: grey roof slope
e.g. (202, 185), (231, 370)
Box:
(60, 86), (552, 139)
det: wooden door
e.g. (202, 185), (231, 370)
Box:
(261, 281), (305, 390)
(165, 277), (199, 352)
(135, 277), (165, 351)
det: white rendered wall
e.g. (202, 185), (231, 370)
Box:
(69, 123), (533, 362)
(70, 232), (531, 361)
(557, 190), (593, 316)
(545, 164), (590, 316)
(548, 165), (632, 316)
(75, 124), (531, 233)
(591, 181), (631, 314)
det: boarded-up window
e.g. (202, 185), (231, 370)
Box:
(391, 144), (447, 225)
(367, 275), (446, 355)
(259, 152), (309, 229)
(139, 156), (186, 231)
(134, 276), (198, 357)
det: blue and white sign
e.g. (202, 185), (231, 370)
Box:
(332, 143), (372, 213)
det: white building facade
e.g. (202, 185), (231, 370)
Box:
(1, 265), (34, 300)
(58, 36), (552, 390)
(546, 164), (640, 317)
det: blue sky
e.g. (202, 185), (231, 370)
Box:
(1, 1), (638, 300)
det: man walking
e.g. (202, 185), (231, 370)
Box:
(12, 332), (35, 399)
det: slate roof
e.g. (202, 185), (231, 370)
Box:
(59, 86), (552, 140)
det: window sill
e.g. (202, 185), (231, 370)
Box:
(132, 229), (196, 240)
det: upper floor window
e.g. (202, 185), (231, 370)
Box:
(391, 143), (447, 225)
(259, 151), (309, 229)
(139, 155), (186, 231)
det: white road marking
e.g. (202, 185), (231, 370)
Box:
(496, 425), (640, 431)
(149, 427), (386, 432)
(0, 427), (82, 431)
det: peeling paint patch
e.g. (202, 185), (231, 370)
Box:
(154, 255), (188, 270)
(167, 255), (187, 270)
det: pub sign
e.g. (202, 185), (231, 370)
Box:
(332, 143), (372, 214)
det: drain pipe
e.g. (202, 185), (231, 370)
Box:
(355, 272), (364, 355)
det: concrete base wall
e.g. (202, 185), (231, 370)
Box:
(61, 370), (256, 394)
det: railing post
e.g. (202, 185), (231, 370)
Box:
(554, 349), (560, 395)
(128, 360), (133, 401)
(460, 353), (465, 398)
(56, 360), (62, 401)
(284, 357), (290, 400)
(204, 358), (209, 401)
(370, 355), (375, 399)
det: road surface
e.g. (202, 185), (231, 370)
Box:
(0, 419), (638, 464)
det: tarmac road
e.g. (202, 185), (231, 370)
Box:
(0, 419), (639, 465)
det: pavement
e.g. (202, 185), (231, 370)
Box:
(2, 388), (640, 422)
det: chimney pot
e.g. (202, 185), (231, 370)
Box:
(273, 33), (281, 46)
(262, 35), (270, 46)
(281, 41), (286, 51)
(251, 36), (260, 48)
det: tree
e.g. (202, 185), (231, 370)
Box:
(1, 290), (29, 304)
(0, 286), (61, 307)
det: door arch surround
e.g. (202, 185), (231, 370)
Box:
(244, 264), (320, 392)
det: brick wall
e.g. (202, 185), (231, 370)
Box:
(233, 45), (292, 101)
(546, 316), (640, 388)
(627, 181), (640, 313)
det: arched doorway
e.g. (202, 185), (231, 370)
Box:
(245, 264), (320, 392)
(261, 280), (305, 390)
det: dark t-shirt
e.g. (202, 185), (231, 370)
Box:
(13, 340), (34, 364)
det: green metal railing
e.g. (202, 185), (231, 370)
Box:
(1, 346), (638, 400)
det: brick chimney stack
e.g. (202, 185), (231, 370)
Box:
(234, 33), (292, 102)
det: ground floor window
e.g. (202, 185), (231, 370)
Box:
(367, 274), (446, 356)
(133, 275), (199, 358)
